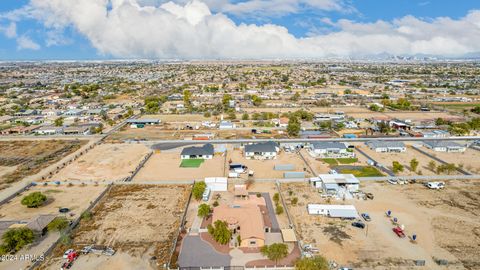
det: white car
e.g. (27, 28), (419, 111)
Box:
(387, 179), (398, 185)
(426, 182), (445, 189)
(63, 249), (74, 259)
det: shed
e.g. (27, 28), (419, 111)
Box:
(283, 172), (305, 179)
(205, 177), (228, 192)
(274, 164), (295, 171)
(307, 204), (358, 219)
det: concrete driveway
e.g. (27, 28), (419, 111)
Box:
(179, 236), (231, 268)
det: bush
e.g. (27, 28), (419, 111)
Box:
(47, 217), (69, 231)
(213, 200), (219, 207)
(197, 203), (211, 218)
(192, 181), (207, 201)
(0, 228), (35, 254)
(21, 192), (47, 208)
(291, 197), (298, 205)
(256, 193), (262, 198)
(273, 193), (280, 204)
(276, 204), (284, 215)
(295, 255), (329, 270)
(81, 211), (93, 221)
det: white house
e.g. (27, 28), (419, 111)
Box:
(366, 141), (406, 153)
(219, 121), (235, 130)
(423, 141), (466, 152)
(312, 174), (360, 193)
(205, 177), (228, 192)
(307, 204), (359, 219)
(308, 142), (354, 158)
(180, 144), (214, 159)
(34, 125), (63, 135)
(244, 141), (279, 160)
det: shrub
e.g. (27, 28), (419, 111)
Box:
(0, 228), (35, 254)
(256, 193), (262, 198)
(81, 211), (93, 221)
(295, 255), (329, 270)
(197, 203), (211, 218)
(273, 193), (280, 204)
(291, 197), (298, 205)
(276, 204), (284, 215)
(192, 181), (207, 201)
(21, 192), (47, 208)
(47, 217), (69, 231)
(213, 200), (219, 207)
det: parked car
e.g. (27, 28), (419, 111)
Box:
(351, 221), (365, 229)
(387, 179), (398, 185)
(425, 182), (445, 190)
(59, 208), (70, 213)
(393, 226), (406, 238)
(361, 213), (371, 222)
(63, 249), (74, 259)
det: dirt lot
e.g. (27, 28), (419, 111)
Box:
(134, 150), (226, 182)
(0, 184), (107, 221)
(0, 140), (86, 189)
(227, 149), (312, 179)
(355, 145), (438, 176)
(418, 148), (480, 174)
(281, 180), (480, 270)
(52, 143), (151, 182)
(43, 184), (190, 270)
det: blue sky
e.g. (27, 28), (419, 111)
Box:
(0, 0), (479, 60)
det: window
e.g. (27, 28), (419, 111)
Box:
(250, 241), (256, 245)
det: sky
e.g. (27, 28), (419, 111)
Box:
(0, 0), (479, 60)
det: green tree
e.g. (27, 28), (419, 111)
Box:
(392, 161), (404, 173)
(183, 90), (192, 107)
(192, 181), (207, 201)
(369, 104), (381, 112)
(47, 217), (69, 231)
(21, 192), (47, 208)
(242, 113), (249, 120)
(144, 96), (161, 113)
(295, 256), (329, 270)
(290, 92), (300, 101)
(273, 193), (280, 204)
(54, 117), (64, 127)
(197, 203), (211, 218)
(222, 94), (233, 109)
(203, 111), (211, 118)
(227, 111), (236, 120)
(260, 243), (289, 264)
(207, 220), (231, 245)
(410, 158), (419, 172)
(251, 95), (262, 106)
(0, 228), (34, 254)
(287, 116), (301, 137)
(275, 204), (284, 215)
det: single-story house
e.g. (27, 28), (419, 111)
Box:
(244, 141), (279, 160)
(423, 141), (466, 152)
(212, 198), (267, 248)
(307, 204), (358, 219)
(205, 177), (228, 192)
(126, 118), (161, 127)
(63, 125), (90, 135)
(35, 125), (63, 135)
(311, 174), (360, 193)
(219, 121), (235, 130)
(366, 141), (406, 153)
(308, 142), (354, 158)
(180, 144), (214, 159)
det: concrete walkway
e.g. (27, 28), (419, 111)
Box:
(229, 248), (264, 267)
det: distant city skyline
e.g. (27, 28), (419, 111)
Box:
(0, 0), (479, 60)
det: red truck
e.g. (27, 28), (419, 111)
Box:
(393, 226), (406, 238)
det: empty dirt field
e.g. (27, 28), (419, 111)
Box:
(418, 148), (480, 174)
(52, 143), (151, 182)
(134, 150), (226, 181)
(0, 140), (86, 189)
(0, 184), (107, 221)
(43, 184), (190, 270)
(355, 145), (438, 176)
(228, 149), (312, 179)
(282, 180), (480, 270)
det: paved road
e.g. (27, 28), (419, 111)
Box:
(178, 236), (231, 268)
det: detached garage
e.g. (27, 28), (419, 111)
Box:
(205, 177), (228, 192)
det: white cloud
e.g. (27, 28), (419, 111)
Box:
(0, 22), (17, 38)
(2, 0), (480, 58)
(17, 35), (41, 50)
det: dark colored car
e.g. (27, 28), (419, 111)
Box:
(351, 221), (365, 229)
(361, 213), (371, 222)
(59, 208), (70, 213)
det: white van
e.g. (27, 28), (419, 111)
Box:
(202, 188), (211, 201)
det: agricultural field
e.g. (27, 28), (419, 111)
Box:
(0, 140), (86, 190)
(51, 143), (151, 182)
(281, 180), (480, 270)
(133, 150), (226, 182)
(42, 184), (190, 270)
